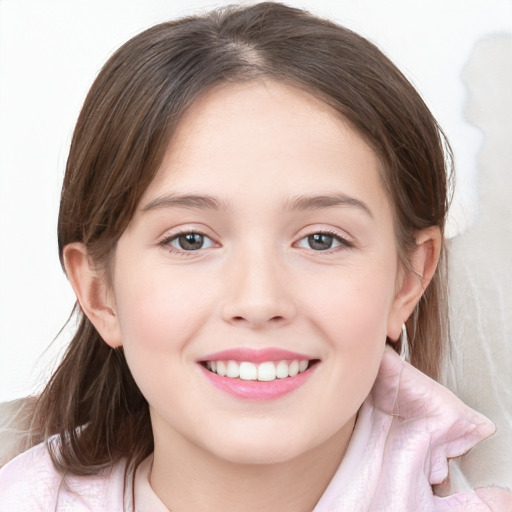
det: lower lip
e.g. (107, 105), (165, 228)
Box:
(200, 364), (316, 400)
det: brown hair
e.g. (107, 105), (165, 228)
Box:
(34, 2), (452, 475)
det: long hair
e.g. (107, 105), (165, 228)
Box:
(34, 2), (453, 475)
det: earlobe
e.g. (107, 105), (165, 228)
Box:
(387, 226), (442, 341)
(63, 243), (123, 348)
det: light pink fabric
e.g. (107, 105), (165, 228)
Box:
(313, 347), (512, 511)
(0, 347), (510, 511)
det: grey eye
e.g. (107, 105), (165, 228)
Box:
(296, 232), (351, 251)
(177, 233), (205, 250)
(167, 232), (215, 251)
(308, 233), (334, 250)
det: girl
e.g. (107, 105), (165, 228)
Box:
(0, 2), (510, 510)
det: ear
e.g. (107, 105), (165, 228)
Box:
(63, 243), (123, 348)
(387, 226), (442, 341)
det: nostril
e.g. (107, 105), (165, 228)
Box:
(229, 314), (286, 325)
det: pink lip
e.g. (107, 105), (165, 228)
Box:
(198, 348), (318, 400)
(200, 366), (315, 400)
(199, 348), (311, 363)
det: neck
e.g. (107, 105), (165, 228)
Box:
(149, 417), (355, 512)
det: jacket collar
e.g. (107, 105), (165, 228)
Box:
(314, 346), (495, 511)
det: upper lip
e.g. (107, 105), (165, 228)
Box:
(199, 348), (313, 363)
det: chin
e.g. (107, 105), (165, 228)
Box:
(201, 422), (327, 467)
(215, 441), (308, 466)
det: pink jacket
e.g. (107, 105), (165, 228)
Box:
(1, 347), (510, 511)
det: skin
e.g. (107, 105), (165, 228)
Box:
(64, 80), (440, 512)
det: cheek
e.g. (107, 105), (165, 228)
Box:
(301, 262), (397, 403)
(307, 277), (393, 410)
(111, 264), (213, 408)
(115, 263), (206, 344)
(303, 264), (397, 346)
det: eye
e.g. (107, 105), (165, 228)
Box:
(160, 232), (216, 252)
(296, 232), (352, 251)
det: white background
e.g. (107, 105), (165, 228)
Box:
(0, 0), (511, 402)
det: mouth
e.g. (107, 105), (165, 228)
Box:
(200, 359), (318, 382)
(197, 349), (319, 400)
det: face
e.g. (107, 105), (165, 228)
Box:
(108, 81), (406, 465)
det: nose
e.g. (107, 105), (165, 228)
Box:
(221, 248), (296, 329)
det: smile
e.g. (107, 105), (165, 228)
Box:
(204, 359), (311, 381)
(198, 349), (319, 400)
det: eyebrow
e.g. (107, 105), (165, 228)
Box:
(142, 194), (229, 212)
(285, 193), (373, 218)
(141, 192), (373, 218)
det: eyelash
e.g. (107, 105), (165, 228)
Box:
(157, 229), (353, 255)
(158, 230), (216, 256)
(294, 230), (354, 253)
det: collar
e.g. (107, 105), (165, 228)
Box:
(314, 346), (497, 511)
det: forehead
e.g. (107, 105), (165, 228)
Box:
(139, 80), (390, 217)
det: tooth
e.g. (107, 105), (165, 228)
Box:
(258, 362), (276, 381)
(239, 362), (257, 380)
(216, 361), (227, 377)
(276, 361), (289, 379)
(210, 359), (310, 380)
(226, 360), (240, 378)
(289, 360), (299, 377)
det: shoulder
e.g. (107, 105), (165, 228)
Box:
(0, 439), (128, 511)
(0, 441), (60, 511)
